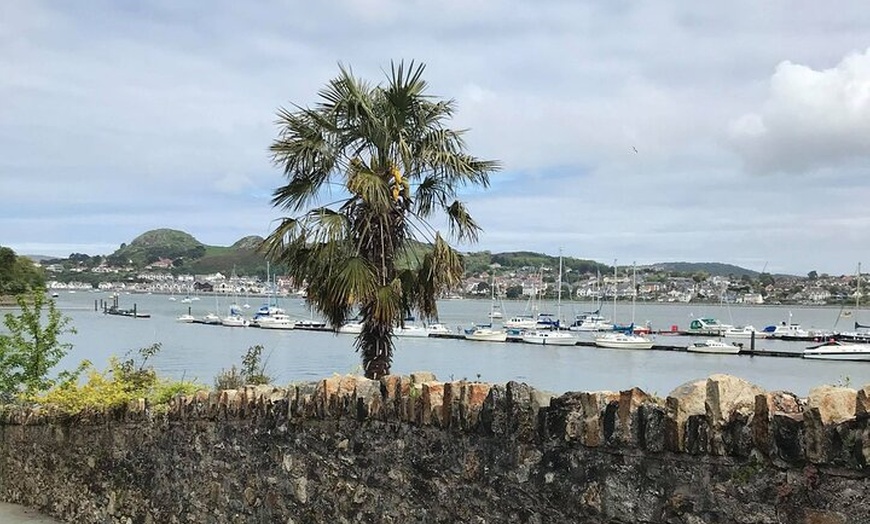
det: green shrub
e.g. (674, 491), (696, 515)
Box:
(214, 345), (272, 390)
(35, 343), (205, 414)
(0, 291), (75, 402)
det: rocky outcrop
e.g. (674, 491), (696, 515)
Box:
(0, 373), (867, 524)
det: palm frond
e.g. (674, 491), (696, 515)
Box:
(446, 200), (482, 242)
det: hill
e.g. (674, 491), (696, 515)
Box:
(104, 229), (269, 277)
(463, 251), (610, 277)
(108, 229), (205, 266)
(51, 229), (764, 281)
(646, 262), (760, 278)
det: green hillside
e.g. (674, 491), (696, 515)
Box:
(647, 262), (760, 278)
(464, 250), (610, 276)
(108, 229), (205, 266)
(102, 229), (270, 277)
(93, 229), (758, 281)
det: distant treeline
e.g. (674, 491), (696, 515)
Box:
(0, 247), (45, 296)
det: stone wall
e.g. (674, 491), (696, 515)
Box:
(0, 373), (867, 523)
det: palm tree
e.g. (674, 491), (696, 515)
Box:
(262, 61), (499, 379)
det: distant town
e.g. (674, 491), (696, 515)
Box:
(42, 256), (862, 307)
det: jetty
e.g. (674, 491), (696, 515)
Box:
(100, 296), (150, 319)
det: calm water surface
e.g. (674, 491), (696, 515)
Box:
(35, 292), (870, 396)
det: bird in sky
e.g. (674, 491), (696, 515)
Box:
(632, 146), (638, 154)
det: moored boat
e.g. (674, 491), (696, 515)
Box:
(687, 317), (733, 336)
(687, 339), (741, 355)
(221, 314), (249, 327)
(257, 313), (295, 329)
(722, 325), (762, 339)
(521, 330), (577, 346)
(464, 326), (508, 342)
(202, 313), (221, 325)
(337, 320), (363, 334)
(176, 313), (195, 323)
(803, 340), (870, 361)
(426, 323), (453, 336)
(594, 332), (654, 349)
(504, 315), (537, 330)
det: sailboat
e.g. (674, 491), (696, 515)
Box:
(523, 251), (576, 346)
(835, 263), (870, 343)
(569, 269), (611, 332)
(595, 261), (654, 349)
(465, 275), (508, 342)
(488, 275), (504, 320)
(503, 272), (539, 330)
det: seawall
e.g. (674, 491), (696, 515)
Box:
(0, 373), (867, 523)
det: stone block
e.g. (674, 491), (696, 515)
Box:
(771, 412), (805, 465)
(615, 388), (658, 447)
(409, 371), (437, 385)
(220, 390), (243, 417)
(807, 386), (857, 425)
(293, 382), (318, 419)
(665, 379), (706, 452)
(480, 384), (507, 435)
(685, 414), (708, 455)
(705, 374), (765, 456)
(421, 382), (445, 426)
(442, 381), (465, 429)
(379, 375), (403, 418)
(207, 390), (221, 419)
(639, 403), (666, 452)
(805, 386), (858, 463)
(460, 382), (491, 430)
(754, 391), (804, 458)
(603, 400), (619, 445)
(316, 374), (360, 418)
(855, 384), (870, 418)
(577, 391), (618, 448)
(505, 381), (541, 441)
(126, 398), (147, 420)
(353, 377), (382, 421)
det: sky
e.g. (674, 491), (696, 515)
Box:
(3, 1), (870, 276)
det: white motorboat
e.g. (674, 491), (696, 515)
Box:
(295, 319), (327, 329)
(221, 314), (249, 328)
(768, 321), (810, 339)
(257, 313), (296, 330)
(426, 323), (453, 336)
(594, 332), (654, 350)
(176, 313), (195, 323)
(395, 325), (430, 337)
(722, 325), (762, 339)
(464, 326), (508, 342)
(337, 320), (363, 334)
(521, 330), (577, 346)
(504, 315), (537, 330)
(687, 317), (734, 336)
(803, 341), (870, 361)
(201, 313), (221, 325)
(687, 339), (741, 355)
(568, 311), (612, 332)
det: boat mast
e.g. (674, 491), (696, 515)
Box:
(557, 249), (563, 327)
(612, 259), (618, 324)
(631, 261), (637, 327)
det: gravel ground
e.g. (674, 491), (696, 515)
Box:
(0, 503), (62, 523)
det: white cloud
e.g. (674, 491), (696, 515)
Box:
(729, 48), (870, 174)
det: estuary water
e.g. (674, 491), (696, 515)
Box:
(35, 292), (870, 397)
